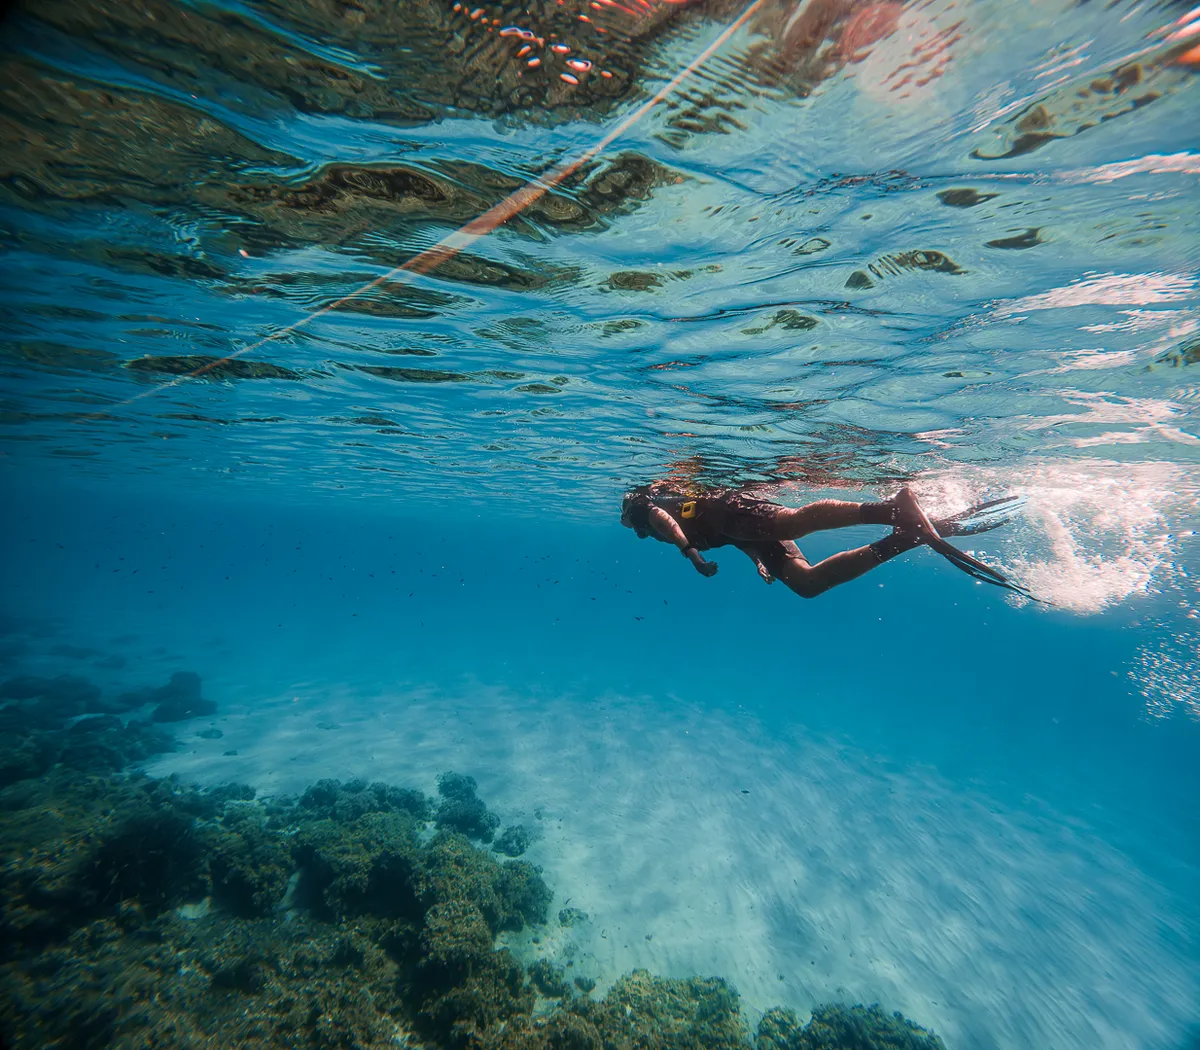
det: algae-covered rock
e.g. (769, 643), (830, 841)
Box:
(149, 671), (216, 722)
(403, 828), (550, 1046)
(437, 772), (478, 800)
(300, 776), (430, 823)
(0, 708), (175, 788)
(419, 831), (551, 933)
(293, 809), (423, 920)
(541, 1012), (603, 1050)
(758, 1006), (806, 1049)
(437, 794), (502, 841)
(494, 823), (531, 857)
(0, 732), (56, 787)
(529, 958), (573, 998)
(481, 969), (749, 1050)
(207, 821), (292, 917)
(756, 1002), (947, 1050)
(792, 1003), (947, 1050)
(420, 946), (532, 1048)
(0, 674), (101, 711)
(0, 911), (406, 1050)
(76, 806), (206, 917)
(497, 859), (553, 929)
(559, 906), (589, 927)
(573, 969), (748, 1050)
(57, 714), (176, 774)
(436, 770), (501, 842)
(423, 895), (494, 965)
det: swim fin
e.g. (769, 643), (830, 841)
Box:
(934, 495), (1024, 538)
(920, 494), (1040, 601)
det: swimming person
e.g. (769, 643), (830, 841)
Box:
(620, 483), (1029, 598)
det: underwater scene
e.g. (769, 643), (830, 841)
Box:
(1, 0), (1199, 1047)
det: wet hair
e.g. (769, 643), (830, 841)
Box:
(620, 487), (652, 537)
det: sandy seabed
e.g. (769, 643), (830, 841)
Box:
(145, 678), (1199, 1050)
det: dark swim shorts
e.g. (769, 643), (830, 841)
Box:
(702, 490), (781, 542)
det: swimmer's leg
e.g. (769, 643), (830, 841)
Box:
(723, 488), (917, 542)
(757, 535), (919, 599)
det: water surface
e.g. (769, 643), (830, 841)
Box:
(1, 0), (1199, 1047)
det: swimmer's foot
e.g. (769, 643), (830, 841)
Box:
(890, 486), (942, 544)
(891, 487), (1039, 599)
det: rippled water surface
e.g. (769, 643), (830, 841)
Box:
(2, 0), (1200, 1047)
(4, 0), (1198, 509)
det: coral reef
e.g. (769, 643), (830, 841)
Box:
(0, 689), (177, 789)
(756, 1003), (947, 1050)
(480, 970), (748, 1050)
(147, 671), (216, 722)
(529, 958), (574, 998)
(299, 776), (430, 824)
(435, 770), (502, 843)
(0, 669), (222, 788)
(0, 767), (551, 1049)
(207, 815), (292, 918)
(0, 762), (948, 1050)
(0, 674), (101, 723)
(494, 823), (532, 857)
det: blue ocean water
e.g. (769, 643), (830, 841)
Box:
(2, 0), (1199, 1047)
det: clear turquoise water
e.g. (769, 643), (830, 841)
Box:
(2, 0), (1199, 1046)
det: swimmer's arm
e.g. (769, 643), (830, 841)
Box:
(649, 507), (717, 577)
(648, 506), (689, 549)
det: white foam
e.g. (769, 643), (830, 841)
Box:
(909, 459), (1192, 614)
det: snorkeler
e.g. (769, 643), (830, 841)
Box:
(620, 483), (1028, 599)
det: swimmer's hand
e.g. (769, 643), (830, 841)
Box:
(684, 547), (718, 577)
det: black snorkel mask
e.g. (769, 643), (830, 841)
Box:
(620, 492), (650, 537)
